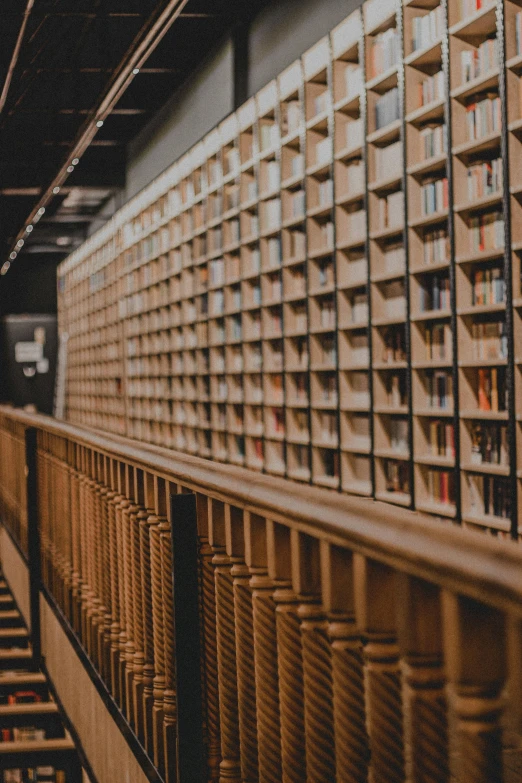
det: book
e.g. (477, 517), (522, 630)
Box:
(411, 6), (444, 52)
(375, 87), (400, 130)
(369, 27), (400, 78)
(461, 35), (498, 83)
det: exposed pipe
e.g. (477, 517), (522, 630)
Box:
(0, 0), (36, 114)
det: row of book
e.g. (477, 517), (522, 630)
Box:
(420, 273), (450, 312)
(420, 122), (447, 161)
(419, 70), (444, 107)
(3, 770), (66, 783)
(390, 417), (408, 453)
(461, 36), (498, 84)
(471, 266), (505, 305)
(374, 139), (402, 181)
(471, 319), (507, 360)
(421, 176), (449, 216)
(426, 322), (450, 361)
(384, 458), (409, 494)
(411, 6), (444, 53)
(478, 367), (506, 411)
(369, 27), (400, 79)
(470, 422), (508, 465)
(466, 94), (501, 142)
(429, 419), (455, 457)
(470, 211), (504, 253)
(1, 727), (46, 742)
(387, 373), (406, 406)
(467, 473), (510, 520)
(282, 100), (301, 137)
(382, 328), (406, 363)
(460, 0), (495, 20)
(423, 228), (449, 266)
(427, 468), (455, 506)
(0, 690), (41, 706)
(374, 87), (400, 131)
(426, 369), (452, 409)
(343, 64), (364, 102)
(380, 189), (404, 229)
(466, 158), (502, 201)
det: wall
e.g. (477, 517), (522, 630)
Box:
(125, 0), (356, 199)
(247, 0), (360, 96)
(126, 39), (234, 199)
(0, 254), (59, 317)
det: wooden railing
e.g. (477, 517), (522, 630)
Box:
(1, 405), (522, 782)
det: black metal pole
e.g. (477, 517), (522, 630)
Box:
(170, 492), (206, 782)
(25, 426), (41, 668)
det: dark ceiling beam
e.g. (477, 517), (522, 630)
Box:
(0, 0), (35, 115)
(11, 107), (148, 115)
(21, 245), (78, 254)
(8, 0), (196, 261)
(42, 140), (122, 147)
(0, 188), (41, 196)
(41, 215), (99, 224)
(28, 67), (179, 74)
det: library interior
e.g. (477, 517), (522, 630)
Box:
(2, 0), (522, 780)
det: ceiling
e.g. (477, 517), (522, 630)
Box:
(0, 0), (255, 270)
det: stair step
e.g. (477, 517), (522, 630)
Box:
(0, 610), (22, 627)
(0, 735), (76, 754)
(0, 672), (46, 686)
(0, 702), (59, 717)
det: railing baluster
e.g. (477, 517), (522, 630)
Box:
(443, 592), (506, 783)
(198, 494), (222, 781)
(397, 575), (448, 783)
(321, 542), (369, 783)
(161, 481), (177, 783)
(231, 509), (258, 783)
(269, 519), (306, 783)
(140, 470), (158, 753)
(294, 532), (336, 783)
(354, 555), (405, 783)
(211, 499), (242, 783)
(150, 475), (167, 772)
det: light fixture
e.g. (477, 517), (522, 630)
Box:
(26, 225), (33, 233)
(132, 68), (140, 75)
(72, 158), (79, 165)
(1, 262), (10, 275)
(96, 120), (104, 128)
(67, 165), (74, 173)
(38, 207), (45, 215)
(56, 236), (71, 247)
(16, 239), (24, 248)
(53, 186), (60, 194)
(9, 252), (16, 261)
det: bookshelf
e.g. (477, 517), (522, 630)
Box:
(57, 0), (521, 536)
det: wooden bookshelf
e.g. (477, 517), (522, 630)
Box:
(57, 0), (521, 536)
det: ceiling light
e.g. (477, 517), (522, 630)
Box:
(53, 186), (60, 194)
(9, 252), (16, 261)
(72, 158), (79, 166)
(96, 120), (104, 128)
(16, 239), (24, 248)
(56, 236), (71, 247)
(132, 68), (140, 75)
(1, 262), (10, 275)
(67, 165), (74, 173)
(38, 207), (45, 215)
(26, 225), (33, 233)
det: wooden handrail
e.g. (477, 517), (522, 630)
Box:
(0, 405), (520, 611)
(0, 404), (521, 782)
